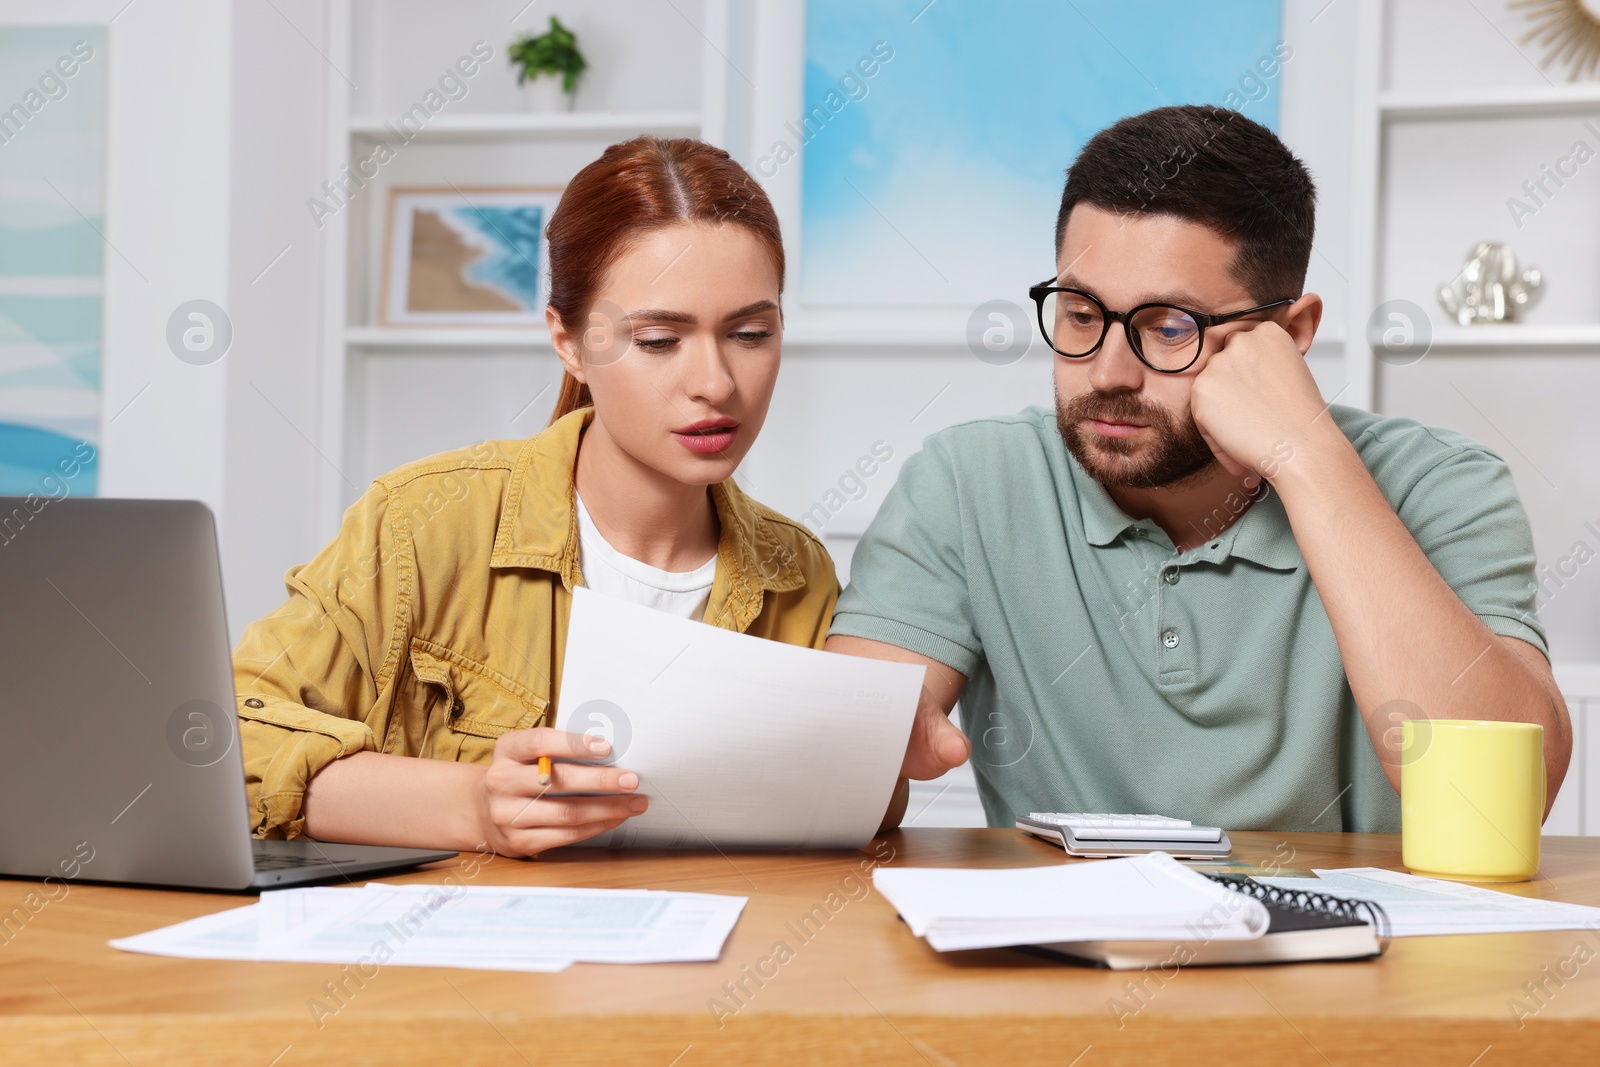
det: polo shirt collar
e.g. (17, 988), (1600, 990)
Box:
(1070, 451), (1302, 570)
(1070, 455), (1145, 547)
(1218, 485), (1302, 571)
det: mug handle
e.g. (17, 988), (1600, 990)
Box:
(1540, 760), (1547, 825)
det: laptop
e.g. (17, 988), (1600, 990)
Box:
(0, 496), (456, 891)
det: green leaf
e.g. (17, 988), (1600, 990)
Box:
(507, 14), (587, 91)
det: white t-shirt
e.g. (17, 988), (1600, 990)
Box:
(574, 493), (717, 620)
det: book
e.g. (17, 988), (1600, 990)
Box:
(1026, 873), (1391, 969)
(872, 852), (1275, 952)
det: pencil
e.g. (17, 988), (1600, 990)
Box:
(538, 755), (552, 786)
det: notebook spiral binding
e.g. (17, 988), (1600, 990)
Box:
(1204, 873), (1393, 949)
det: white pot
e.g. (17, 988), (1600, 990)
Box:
(522, 76), (575, 112)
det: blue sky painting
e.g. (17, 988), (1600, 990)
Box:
(800, 0), (1283, 308)
(0, 26), (106, 494)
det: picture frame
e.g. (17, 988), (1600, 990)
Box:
(380, 185), (563, 327)
(796, 1), (1282, 310)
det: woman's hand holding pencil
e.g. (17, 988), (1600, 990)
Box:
(473, 728), (647, 858)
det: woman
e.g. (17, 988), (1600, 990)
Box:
(232, 137), (837, 858)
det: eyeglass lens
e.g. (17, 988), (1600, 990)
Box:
(1038, 291), (1201, 370)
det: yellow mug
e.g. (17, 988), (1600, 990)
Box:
(1401, 719), (1544, 883)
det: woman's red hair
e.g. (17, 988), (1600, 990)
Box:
(545, 136), (785, 424)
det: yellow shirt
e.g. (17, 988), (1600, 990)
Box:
(232, 408), (839, 838)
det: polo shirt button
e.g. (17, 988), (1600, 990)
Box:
(1163, 568), (1179, 585)
(1161, 628), (1180, 649)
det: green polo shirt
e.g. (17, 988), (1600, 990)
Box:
(831, 404), (1546, 833)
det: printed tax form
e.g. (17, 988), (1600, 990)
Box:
(554, 587), (924, 849)
(111, 883), (749, 969)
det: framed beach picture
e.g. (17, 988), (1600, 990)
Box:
(381, 186), (562, 327)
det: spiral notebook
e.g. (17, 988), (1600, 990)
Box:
(1027, 873), (1391, 969)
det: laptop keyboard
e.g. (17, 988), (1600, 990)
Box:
(252, 841), (359, 870)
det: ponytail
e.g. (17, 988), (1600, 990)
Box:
(548, 372), (593, 426)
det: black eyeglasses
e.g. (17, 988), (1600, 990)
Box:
(1028, 280), (1297, 373)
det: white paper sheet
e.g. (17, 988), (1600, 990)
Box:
(874, 852), (1271, 951)
(553, 586), (925, 848)
(1257, 867), (1600, 937)
(259, 883), (747, 964)
(111, 883), (749, 969)
(111, 902), (277, 961)
(109, 899), (573, 971)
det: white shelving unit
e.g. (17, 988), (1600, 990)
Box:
(314, 0), (735, 534)
(1342, 0), (1600, 411)
(1380, 324), (1600, 353)
(1379, 83), (1600, 120)
(347, 111), (702, 139)
(1355, 0), (1600, 834)
(344, 327), (553, 350)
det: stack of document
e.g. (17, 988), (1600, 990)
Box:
(873, 852), (1270, 951)
(111, 883), (747, 971)
(1259, 867), (1600, 936)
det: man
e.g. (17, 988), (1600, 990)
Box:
(833, 105), (1569, 833)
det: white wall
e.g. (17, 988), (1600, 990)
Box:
(96, 0), (231, 522)
(0, 0), (330, 643)
(218, 0), (336, 646)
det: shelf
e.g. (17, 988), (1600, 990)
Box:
(345, 327), (553, 349)
(345, 322), (1350, 352)
(1369, 323), (1600, 352)
(1380, 84), (1600, 121)
(782, 315), (970, 348)
(782, 320), (1348, 350)
(345, 323), (973, 351)
(348, 111), (702, 141)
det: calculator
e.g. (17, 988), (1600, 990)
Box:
(1016, 812), (1233, 859)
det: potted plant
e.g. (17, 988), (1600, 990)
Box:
(509, 15), (587, 111)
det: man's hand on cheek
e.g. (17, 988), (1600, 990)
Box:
(1189, 320), (1329, 481)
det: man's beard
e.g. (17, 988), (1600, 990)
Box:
(1056, 389), (1218, 489)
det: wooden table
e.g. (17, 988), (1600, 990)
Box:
(2, 830), (1598, 1065)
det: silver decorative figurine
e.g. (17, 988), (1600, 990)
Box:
(1437, 242), (1542, 325)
